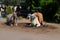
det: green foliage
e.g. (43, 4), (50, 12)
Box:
(53, 7), (60, 23)
(2, 0), (20, 5)
(6, 6), (13, 14)
(40, 0), (53, 5)
(27, 0), (59, 23)
(42, 2), (59, 22)
(2, 0), (60, 23)
(2, 0), (9, 5)
(30, 0), (54, 13)
(10, 0), (17, 5)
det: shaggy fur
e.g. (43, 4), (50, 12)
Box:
(27, 14), (41, 27)
(6, 12), (18, 26)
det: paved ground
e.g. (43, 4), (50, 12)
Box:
(0, 18), (60, 40)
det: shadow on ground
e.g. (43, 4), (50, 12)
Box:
(18, 23), (57, 29)
(0, 23), (58, 34)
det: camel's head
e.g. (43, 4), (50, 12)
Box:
(27, 14), (32, 19)
(31, 14), (36, 20)
(27, 14), (36, 20)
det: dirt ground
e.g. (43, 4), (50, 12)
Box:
(0, 18), (59, 33)
(0, 18), (60, 40)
